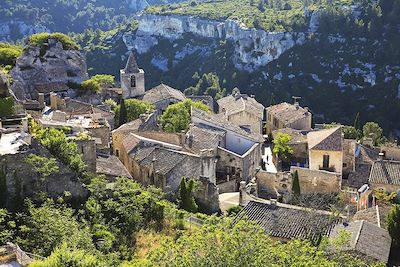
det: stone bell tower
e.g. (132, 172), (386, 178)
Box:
(120, 52), (145, 99)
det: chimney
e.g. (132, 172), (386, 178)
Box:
(50, 92), (58, 110)
(378, 151), (386, 161)
(250, 94), (255, 98)
(38, 93), (45, 109)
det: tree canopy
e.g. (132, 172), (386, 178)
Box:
(159, 99), (210, 133)
(273, 132), (294, 160)
(114, 99), (154, 127)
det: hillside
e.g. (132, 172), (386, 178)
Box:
(0, 0), (186, 41)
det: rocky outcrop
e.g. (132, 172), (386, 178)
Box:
(11, 38), (88, 100)
(0, 71), (9, 98)
(126, 0), (150, 11)
(125, 14), (307, 71)
(0, 21), (49, 42)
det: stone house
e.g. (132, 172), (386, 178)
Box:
(329, 220), (391, 263)
(307, 127), (343, 174)
(265, 101), (312, 134)
(120, 133), (220, 212)
(217, 89), (265, 134)
(271, 128), (308, 167)
(347, 144), (379, 189)
(191, 108), (263, 184)
(141, 83), (186, 115)
(368, 160), (400, 192)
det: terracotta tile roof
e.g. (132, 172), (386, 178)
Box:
(329, 220), (391, 263)
(96, 155), (132, 179)
(307, 127), (343, 151)
(266, 102), (310, 125)
(369, 160), (400, 186)
(217, 92), (264, 118)
(142, 83), (185, 104)
(234, 201), (338, 241)
(191, 107), (263, 142)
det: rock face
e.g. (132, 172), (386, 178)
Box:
(0, 21), (49, 42)
(11, 38), (88, 100)
(0, 71), (9, 98)
(125, 14), (307, 71)
(126, 0), (150, 11)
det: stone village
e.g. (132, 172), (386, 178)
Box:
(1, 36), (399, 265)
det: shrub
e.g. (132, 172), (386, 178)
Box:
(28, 33), (80, 50)
(0, 97), (15, 117)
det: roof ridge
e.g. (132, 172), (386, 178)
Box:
(354, 220), (364, 248)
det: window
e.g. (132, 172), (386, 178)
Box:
(323, 155), (330, 169)
(116, 149), (120, 158)
(130, 75), (136, 87)
(343, 163), (348, 168)
(273, 118), (279, 127)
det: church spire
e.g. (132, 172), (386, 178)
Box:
(124, 51), (139, 74)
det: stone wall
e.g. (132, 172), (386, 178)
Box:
(291, 166), (341, 194)
(256, 170), (292, 202)
(380, 146), (400, 161)
(75, 139), (97, 172)
(226, 110), (263, 135)
(0, 140), (87, 208)
(343, 139), (356, 177)
(217, 179), (237, 194)
(309, 150), (343, 174)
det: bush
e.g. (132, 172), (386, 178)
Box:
(0, 42), (23, 67)
(0, 97), (15, 117)
(114, 99), (154, 126)
(81, 79), (101, 93)
(28, 33), (80, 50)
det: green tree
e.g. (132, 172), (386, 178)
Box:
(363, 122), (384, 146)
(16, 200), (94, 256)
(118, 98), (128, 126)
(0, 97), (15, 117)
(387, 204), (400, 248)
(272, 132), (294, 160)
(0, 209), (14, 244)
(160, 99), (210, 133)
(29, 243), (107, 267)
(81, 79), (101, 93)
(115, 98), (153, 127)
(292, 170), (300, 196)
(90, 74), (115, 88)
(0, 168), (7, 208)
(26, 154), (59, 183)
(178, 177), (198, 213)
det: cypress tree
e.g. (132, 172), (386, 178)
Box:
(0, 168), (7, 208)
(179, 177), (198, 213)
(119, 98), (128, 126)
(292, 170), (300, 196)
(387, 204), (400, 248)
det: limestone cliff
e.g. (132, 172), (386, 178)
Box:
(124, 14), (307, 71)
(0, 21), (49, 42)
(11, 38), (88, 100)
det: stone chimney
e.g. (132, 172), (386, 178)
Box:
(50, 92), (58, 110)
(378, 151), (386, 161)
(38, 93), (45, 109)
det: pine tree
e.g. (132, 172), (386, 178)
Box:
(119, 98), (128, 126)
(0, 168), (7, 208)
(292, 170), (300, 196)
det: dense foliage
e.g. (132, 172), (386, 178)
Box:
(387, 204), (400, 249)
(0, 42), (23, 69)
(0, 97), (15, 117)
(146, 0), (355, 32)
(133, 220), (384, 267)
(272, 132), (294, 160)
(114, 99), (154, 127)
(185, 72), (226, 100)
(28, 33), (80, 50)
(178, 178), (198, 213)
(159, 99), (210, 133)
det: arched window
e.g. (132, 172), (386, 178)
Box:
(131, 75), (136, 87)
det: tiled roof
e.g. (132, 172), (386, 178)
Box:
(272, 128), (307, 145)
(356, 145), (379, 164)
(64, 98), (93, 115)
(124, 52), (139, 73)
(347, 163), (372, 189)
(122, 134), (141, 154)
(217, 92), (264, 118)
(369, 160), (400, 186)
(352, 205), (391, 229)
(96, 155), (132, 179)
(234, 201), (338, 241)
(131, 145), (200, 177)
(329, 220), (391, 263)
(191, 107), (263, 142)
(34, 82), (69, 93)
(142, 83), (185, 104)
(185, 126), (224, 154)
(307, 127), (342, 151)
(113, 113), (159, 133)
(266, 102), (310, 125)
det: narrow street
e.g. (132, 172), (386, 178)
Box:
(262, 146), (277, 173)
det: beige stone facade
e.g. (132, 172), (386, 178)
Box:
(266, 102), (312, 134)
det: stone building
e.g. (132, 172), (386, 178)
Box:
(271, 128), (308, 167)
(307, 127), (343, 174)
(191, 108), (263, 183)
(217, 88), (265, 134)
(141, 83), (186, 114)
(368, 160), (400, 192)
(120, 52), (145, 99)
(266, 101), (312, 134)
